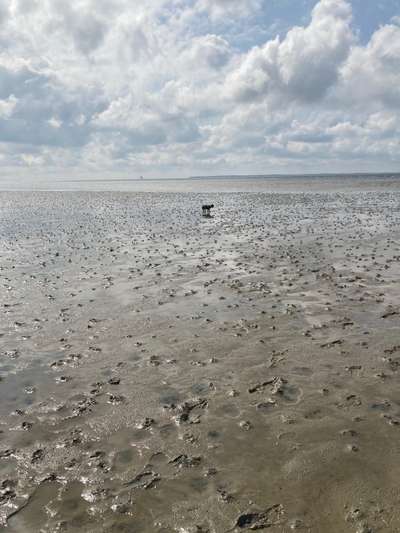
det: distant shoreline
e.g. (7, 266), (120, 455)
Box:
(45, 172), (400, 183)
(190, 172), (400, 180)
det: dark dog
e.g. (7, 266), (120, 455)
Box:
(202, 204), (214, 217)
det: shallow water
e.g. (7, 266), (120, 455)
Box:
(1, 173), (400, 193)
(1, 183), (400, 532)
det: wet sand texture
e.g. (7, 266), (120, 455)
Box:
(1, 190), (400, 532)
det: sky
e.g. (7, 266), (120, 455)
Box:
(0, 0), (399, 180)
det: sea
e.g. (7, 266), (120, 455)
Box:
(1, 173), (400, 193)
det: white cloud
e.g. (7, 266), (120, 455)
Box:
(226, 0), (354, 104)
(181, 34), (231, 69)
(48, 116), (62, 129)
(21, 153), (44, 166)
(339, 23), (400, 108)
(0, 94), (17, 118)
(0, 0), (399, 178)
(195, 0), (261, 21)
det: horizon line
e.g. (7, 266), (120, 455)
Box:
(189, 171), (400, 179)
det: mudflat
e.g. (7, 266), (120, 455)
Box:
(1, 187), (400, 532)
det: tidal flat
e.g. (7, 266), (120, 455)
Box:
(1, 186), (400, 532)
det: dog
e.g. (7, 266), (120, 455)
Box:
(202, 204), (214, 217)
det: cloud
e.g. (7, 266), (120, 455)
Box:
(0, 58), (104, 147)
(195, 0), (262, 21)
(339, 23), (400, 108)
(0, 0), (399, 178)
(226, 0), (354, 104)
(182, 34), (231, 69)
(92, 93), (201, 147)
(0, 0), (9, 26)
(0, 94), (17, 118)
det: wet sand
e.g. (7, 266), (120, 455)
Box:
(1, 188), (400, 532)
